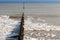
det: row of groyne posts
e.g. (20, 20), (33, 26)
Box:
(18, 13), (24, 40)
(18, 2), (25, 40)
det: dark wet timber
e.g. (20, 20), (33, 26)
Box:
(18, 2), (24, 40)
(18, 13), (24, 40)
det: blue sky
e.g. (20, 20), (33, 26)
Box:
(0, 0), (22, 3)
(0, 0), (60, 3)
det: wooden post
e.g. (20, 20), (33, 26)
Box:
(18, 13), (24, 40)
(19, 2), (25, 40)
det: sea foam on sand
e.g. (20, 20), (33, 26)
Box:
(24, 16), (60, 31)
(24, 16), (60, 40)
(0, 15), (20, 40)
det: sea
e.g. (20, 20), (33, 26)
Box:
(0, 3), (60, 40)
(0, 3), (60, 27)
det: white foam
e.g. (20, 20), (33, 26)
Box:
(24, 16), (60, 31)
(0, 15), (20, 40)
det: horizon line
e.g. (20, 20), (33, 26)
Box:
(0, 1), (60, 3)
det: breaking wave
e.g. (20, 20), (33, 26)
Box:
(24, 16), (60, 31)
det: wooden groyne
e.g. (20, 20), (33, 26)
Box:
(18, 13), (24, 40)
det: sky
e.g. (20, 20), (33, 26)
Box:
(0, 0), (60, 3)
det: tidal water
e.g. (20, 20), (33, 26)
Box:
(0, 3), (60, 27)
(0, 3), (60, 40)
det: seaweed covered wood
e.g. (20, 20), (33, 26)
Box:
(19, 13), (24, 40)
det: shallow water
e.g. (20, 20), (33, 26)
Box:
(0, 15), (21, 40)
